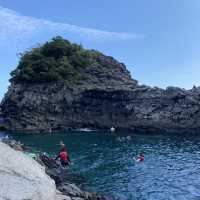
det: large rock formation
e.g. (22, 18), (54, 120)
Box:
(2, 37), (200, 133)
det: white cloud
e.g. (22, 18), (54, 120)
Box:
(0, 6), (142, 42)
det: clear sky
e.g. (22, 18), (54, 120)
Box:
(1, 0), (200, 100)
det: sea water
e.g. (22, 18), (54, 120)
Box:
(4, 130), (200, 200)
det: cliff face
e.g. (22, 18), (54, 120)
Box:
(2, 81), (200, 133)
(2, 37), (200, 133)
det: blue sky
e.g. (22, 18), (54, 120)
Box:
(1, 0), (200, 100)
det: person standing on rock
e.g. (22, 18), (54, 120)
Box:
(55, 141), (71, 167)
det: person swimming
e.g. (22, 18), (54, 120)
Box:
(134, 154), (144, 162)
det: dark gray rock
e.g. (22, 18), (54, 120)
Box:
(2, 52), (200, 133)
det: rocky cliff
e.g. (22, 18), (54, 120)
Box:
(2, 37), (200, 133)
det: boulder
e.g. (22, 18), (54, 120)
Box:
(0, 142), (56, 200)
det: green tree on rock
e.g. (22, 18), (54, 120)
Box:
(10, 36), (101, 83)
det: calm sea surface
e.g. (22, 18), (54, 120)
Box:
(2, 130), (200, 200)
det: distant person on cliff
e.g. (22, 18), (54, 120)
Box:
(55, 141), (71, 167)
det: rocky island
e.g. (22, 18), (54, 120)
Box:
(1, 36), (200, 133)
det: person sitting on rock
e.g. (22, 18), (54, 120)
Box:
(55, 141), (71, 167)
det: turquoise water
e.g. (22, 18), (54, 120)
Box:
(3, 130), (200, 200)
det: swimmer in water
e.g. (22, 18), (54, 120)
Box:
(134, 154), (144, 162)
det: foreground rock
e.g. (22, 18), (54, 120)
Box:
(0, 141), (114, 200)
(0, 142), (56, 200)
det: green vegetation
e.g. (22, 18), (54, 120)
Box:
(10, 36), (101, 83)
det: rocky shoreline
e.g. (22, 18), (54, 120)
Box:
(0, 138), (115, 200)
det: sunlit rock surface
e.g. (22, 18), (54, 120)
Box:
(0, 142), (56, 200)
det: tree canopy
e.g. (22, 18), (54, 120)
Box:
(10, 36), (101, 83)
